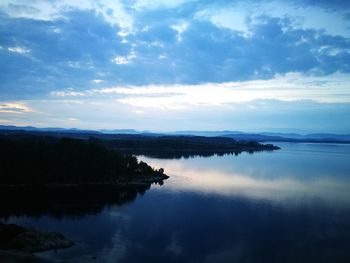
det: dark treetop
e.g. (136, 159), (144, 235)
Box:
(0, 136), (167, 185)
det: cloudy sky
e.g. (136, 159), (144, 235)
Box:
(1, 0), (350, 133)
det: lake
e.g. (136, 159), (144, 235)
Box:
(2, 143), (350, 262)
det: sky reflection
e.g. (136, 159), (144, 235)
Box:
(139, 143), (350, 207)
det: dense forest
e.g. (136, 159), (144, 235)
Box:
(0, 136), (167, 185)
(104, 135), (280, 156)
(0, 130), (280, 164)
(105, 135), (279, 153)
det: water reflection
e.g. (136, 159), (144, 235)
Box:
(140, 143), (350, 207)
(0, 184), (153, 218)
(2, 143), (350, 263)
(118, 191), (350, 263)
(150, 163), (350, 206)
(121, 149), (275, 159)
(35, 190), (350, 263)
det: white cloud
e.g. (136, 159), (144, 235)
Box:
(52, 27), (62, 33)
(112, 56), (130, 65)
(7, 46), (30, 54)
(171, 21), (189, 42)
(195, 6), (251, 36)
(3, 85), (350, 133)
(50, 72), (350, 110)
(0, 119), (11, 123)
(93, 0), (134, 33)
(50, 91), (86, 97)
(111, 52), (136, 65)
(52, 72), (350, 104)
(0, 1), (62, 21)
(194, 1), (350, 38)
(0, 0), (134, 33)
(0, 102), (32, 114)
(91, 79), (104, 84)
(132, 0), (190, 11)
(262, 1), (350, 37)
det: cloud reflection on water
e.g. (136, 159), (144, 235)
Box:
(140, 153), (350, 208)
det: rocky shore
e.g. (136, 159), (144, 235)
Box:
(0, 222), (73, 256)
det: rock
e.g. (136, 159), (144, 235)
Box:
(0, 223), (74, 253)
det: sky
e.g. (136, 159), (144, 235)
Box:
(0, 0), (350, 133)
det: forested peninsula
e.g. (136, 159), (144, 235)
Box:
(0, 136), (168, 186)
(0, 135), (169, 256)
(0, 129), (280, 185)
(0, 132), (279, 257)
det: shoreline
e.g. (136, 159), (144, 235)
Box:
(0, 174), (169, 188)
(0, 176), (169, 259)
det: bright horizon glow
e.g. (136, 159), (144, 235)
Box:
(51, 72), (350, 107)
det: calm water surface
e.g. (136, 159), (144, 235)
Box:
(3, 143), (350, 262)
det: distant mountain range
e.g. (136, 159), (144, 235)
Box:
(0, 125), (100, 134)
(164, 130), (350, 143)
(0, 125), (349, 143)
(219, 132), (350, 143)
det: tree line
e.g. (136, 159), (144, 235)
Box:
(0, 136), (165, 185)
